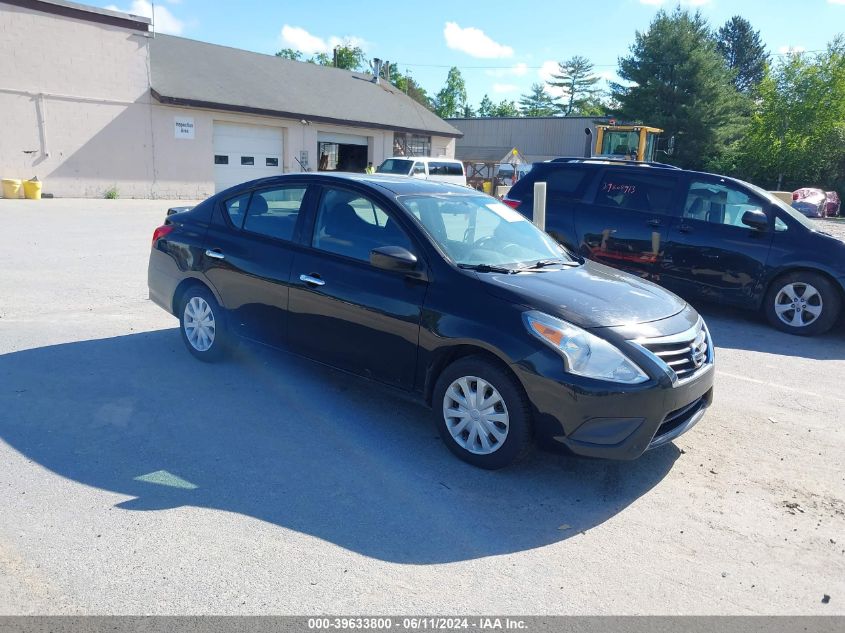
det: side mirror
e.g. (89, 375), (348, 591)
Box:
(742, 209), (769, 231)
(370, 246), (418, 271)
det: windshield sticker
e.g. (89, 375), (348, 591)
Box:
(486, 202), (525, 222)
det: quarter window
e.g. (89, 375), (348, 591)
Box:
(540, 168), (589, 198)
(224, 193), (250, 229)
(242, 186), (306, 241)
(312, 188), (413, 262)
(595, 171), (677, 214)
(684, 180), (765, 228)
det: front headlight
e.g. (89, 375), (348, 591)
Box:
(523, 311), (649, 384)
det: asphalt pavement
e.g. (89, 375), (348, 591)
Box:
(0, 199), (843, 614)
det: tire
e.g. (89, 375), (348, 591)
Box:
(178, 284), (229, 361)
(764, 272), (841, 336)
(432, 356), (533, 469)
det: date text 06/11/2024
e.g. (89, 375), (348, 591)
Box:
(306, 618), (528, 630)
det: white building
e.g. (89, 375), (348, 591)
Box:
(0, 0), (460, 198)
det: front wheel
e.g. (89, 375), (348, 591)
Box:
(178, 285), (229, 361)
(764, 272), (841, 336)
(432, 356), (532, 469)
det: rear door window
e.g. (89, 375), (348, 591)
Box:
(595, 170), (678, 215)
(683, 179), (766, 228)
(429, 161), (464, 176)
(242, 186), (307, 242)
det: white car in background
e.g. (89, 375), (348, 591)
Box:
(377, 156), (467, 186)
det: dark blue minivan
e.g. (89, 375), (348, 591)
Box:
(504, 159), (845, 336)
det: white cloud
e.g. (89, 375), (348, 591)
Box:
(829, 0), (845, 4)
(105, 0), (183, 35)
(279, 25), (368, 55)
(492, 83), (518, 94)
(443, 22), (513, 59)
(778, 45), (806, 54)
(485, 63), (529, 78)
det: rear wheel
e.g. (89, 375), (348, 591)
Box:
(764, 272), (841, 336)
(178, 285), (229, 361)
(433, 356), (532, 469)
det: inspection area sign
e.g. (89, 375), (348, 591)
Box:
(174, 116), (195, 139)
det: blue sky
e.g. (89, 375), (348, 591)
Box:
(100, 0), (845, 106)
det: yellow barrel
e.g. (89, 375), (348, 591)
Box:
(482, 181), (493, 194)
(23, 179), (42, 200)
(2, 179), (22, 199)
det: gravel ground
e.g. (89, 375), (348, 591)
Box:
(0, 199), (843, 615)
(814, 217), (845, 241)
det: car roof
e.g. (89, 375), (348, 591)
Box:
(383, 156), (462, 163)
(218, 172), (474, 198)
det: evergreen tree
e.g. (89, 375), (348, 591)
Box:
(518, 83), (558, 117)
(716, 16), (769, 93)
(478, 94), (494, 117)
(547, 56), (601, 116)
(491, 100), (520, 117)
(611, 8), (743, 169)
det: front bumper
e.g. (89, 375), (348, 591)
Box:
(513, 342), (715, 460)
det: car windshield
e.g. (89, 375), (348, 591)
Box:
(399, 194), (572, 269)
(377, 159), (413, 175)
(742, 179), (817, 230)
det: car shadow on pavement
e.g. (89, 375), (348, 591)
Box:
(0, 329), (678, 564)
(695, 302), (845, 360)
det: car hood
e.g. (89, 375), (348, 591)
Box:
(479, 261), (687, 329)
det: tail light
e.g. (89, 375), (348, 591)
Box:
(502, 198), (521, 210)
(151, 224), (174, 246)
(792, 192), (799, 201)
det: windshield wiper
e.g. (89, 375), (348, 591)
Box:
(524, 258), (580, 270)
(458, 263), (518, 274)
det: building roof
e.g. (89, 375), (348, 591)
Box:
(150, 35), (461, 139)
(5, 0), (151, 31)
(448, 116), (608, 164)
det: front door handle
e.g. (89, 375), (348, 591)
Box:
(205, 249), (225, 260)
(299, 273), (325, 287)
(646, 218), (662, 228)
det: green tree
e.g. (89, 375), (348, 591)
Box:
(491, 100), (520, 117)
(736, 38), (845, 192)
(519, 83), (558, 117)
(275, 48), (302, 61)
(477, 94), (494, 117)
(461, 103), (477, 117)
(716, 16), (769, 93)
(387, 65), (434, 110)
(547, 55), (601, 116)
(434, 67), (468, 119)
(611, 8), (743, 170)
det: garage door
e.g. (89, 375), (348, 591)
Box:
(213, 123), (283, 193)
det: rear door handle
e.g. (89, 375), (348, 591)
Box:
(677, 224), (693, 234)
(646, 219), (662, 228)
(299, 273), (325, 287)
(205, 249), (225, 260)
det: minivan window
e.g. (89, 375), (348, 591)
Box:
(539, 168), (589, 198)
(684, 180), (765, 228)
(595, 171), (676, 214)
(402, 195), (567, 267)
(377, 159), (413, 175)
(429, 162), (464, 176)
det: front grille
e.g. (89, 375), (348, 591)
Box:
(636, 319), (710, 381)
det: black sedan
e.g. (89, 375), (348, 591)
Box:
(148, 174), (714, 468)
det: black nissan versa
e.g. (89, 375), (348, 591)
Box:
(148, 174), (714, 469)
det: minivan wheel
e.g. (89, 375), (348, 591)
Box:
(178, 285), (228, 361)
(433, 356), (532, 469)
(764, 272), (841, 336)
